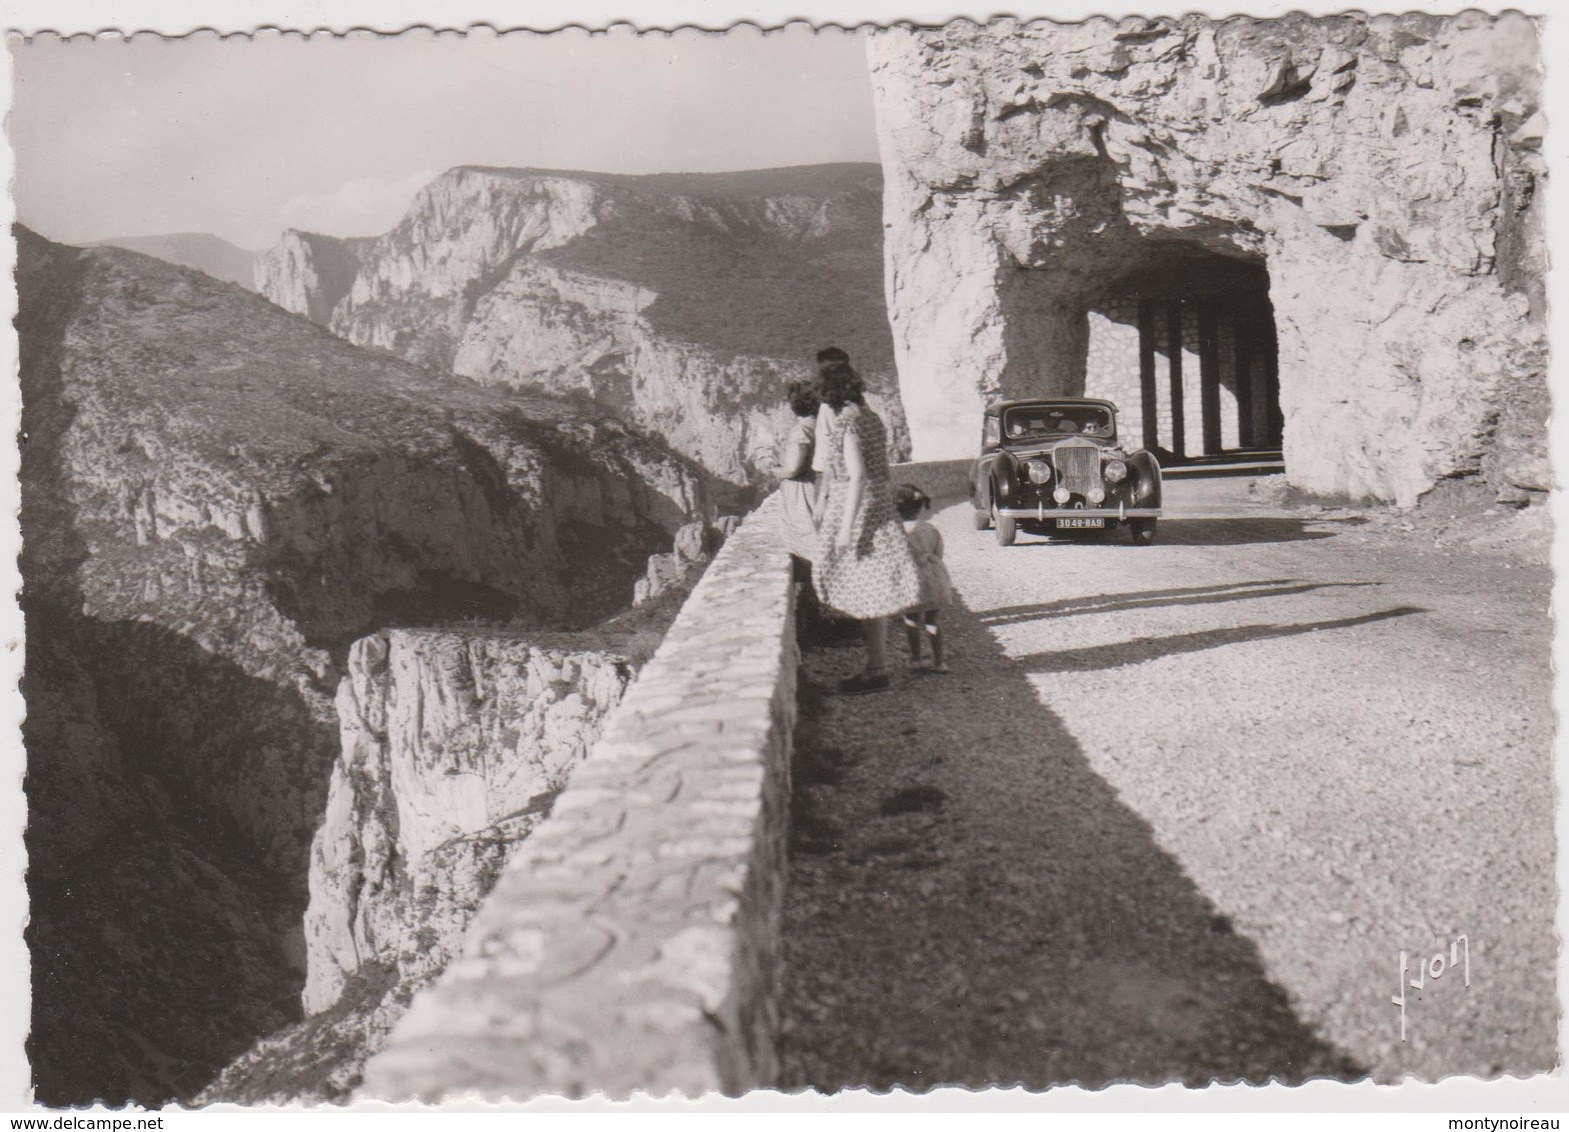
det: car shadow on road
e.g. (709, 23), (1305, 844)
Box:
(778, 597), (1369, 1093)
(1158, 516), (1369, 545)
(978, 579), (1383, 627)
(1011, 516), (1367, 547)
(1011, 606), (1425, 674)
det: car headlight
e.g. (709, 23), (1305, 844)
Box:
(1088, 486), (1106, 504)
(1053, 488), (1070, 504)
(1026, 458), (1052, 485)
(1104, 459), (1128, 484)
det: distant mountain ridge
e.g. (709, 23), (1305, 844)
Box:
(92, 231), (259, 290)
(455, 161), (885, 196)
(255, 163), (907, 482)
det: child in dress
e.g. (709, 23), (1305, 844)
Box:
(894, 484), (955, 674)
(776, 378), (821, 563)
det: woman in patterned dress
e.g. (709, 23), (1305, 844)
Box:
(813, 357), (920, 695)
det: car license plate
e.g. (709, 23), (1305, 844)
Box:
(1057, 516), (1104, 529)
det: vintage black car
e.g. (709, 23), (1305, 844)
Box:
(971, 398), (1162, 546)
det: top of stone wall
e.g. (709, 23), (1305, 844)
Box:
(360, 494), (798, 1101)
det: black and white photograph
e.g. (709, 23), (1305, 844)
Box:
(3, 0), (1560, 1114)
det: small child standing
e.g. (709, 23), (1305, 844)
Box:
(894, 484), (955, 674)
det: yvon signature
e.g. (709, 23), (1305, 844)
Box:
(1393, 935), (1471, 1042)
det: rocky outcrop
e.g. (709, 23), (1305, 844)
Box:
(19, 228), (707, 1105)
(304, 630), (631, 1014)
(870, 13), (1545, 506)
(199, 628), (633, 1103)
(256, 164), (909, 484)
(631, 516), (739, 606)
(253, 230), (370, 324)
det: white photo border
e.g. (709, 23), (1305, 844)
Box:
(0, 0), (1561, 1117)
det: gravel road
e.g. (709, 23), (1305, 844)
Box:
(778, 476), (1554, 1091)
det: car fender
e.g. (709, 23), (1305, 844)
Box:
(1127, 449), (1162, 509)
(992, 451), (1019, 506)
(970, 457), (991, 512)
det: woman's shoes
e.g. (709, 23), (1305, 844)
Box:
(837, 670), (891, 695)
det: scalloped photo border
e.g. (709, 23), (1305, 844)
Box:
(1, 0), (1562, 1118)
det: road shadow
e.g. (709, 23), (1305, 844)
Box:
(1010, 607), (1425, 673)
(1010, 516), (1367, 548)
(978, 579), (1382, 627)
(778, 597), (1367, 1092)
(1158, 516), (1369, 546)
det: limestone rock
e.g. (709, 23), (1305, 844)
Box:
(301, 629), (632, 1016)
(255, 165), (910, 484)
(869, 13), (1545, 506)
(632, 518), (727, 606)
(253, 229), (369, 324)
(195, 627), (631, 1105)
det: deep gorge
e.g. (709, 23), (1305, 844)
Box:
(19, 229), (713, 1105)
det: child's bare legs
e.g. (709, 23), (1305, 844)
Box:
(901, 610), (946, 671)
(902, 612), (926, 666)
(924, 610), (947, 673)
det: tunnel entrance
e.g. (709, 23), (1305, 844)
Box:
(1083, 245), (1282, 466)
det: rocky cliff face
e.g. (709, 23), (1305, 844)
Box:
(255, 164), (908, 483)
(199, 628), (633, 1103)
(304, 631), (631, 1015)
(869, 14), (1545, 506)
(19, 227), (707, 1105)
(252, 229), (369, 324)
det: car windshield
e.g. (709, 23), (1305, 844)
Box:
(1002, 405), (1115, 441)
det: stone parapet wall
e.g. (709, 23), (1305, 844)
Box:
(360, 494), (798, 1100)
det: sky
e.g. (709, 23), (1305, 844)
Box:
(8, 24), (880, 250)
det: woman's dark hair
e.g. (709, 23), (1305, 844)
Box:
(816, 345), (851, 366)
(786, 379), (819, 418)
(816, 358), (865, 410)
(894, 483), (930, 521)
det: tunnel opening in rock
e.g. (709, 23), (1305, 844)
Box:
(1083, 243), (1282, 467)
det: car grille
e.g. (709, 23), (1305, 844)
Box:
(1053, 443), (1100, 497)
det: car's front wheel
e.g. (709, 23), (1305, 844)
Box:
(1129, 518), (1157, 546)
(972, 505), (992, 531)
(993, 502), (1017, 547)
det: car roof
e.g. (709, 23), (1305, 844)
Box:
(985, 398), (1118, 414)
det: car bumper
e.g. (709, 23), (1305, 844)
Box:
(993, 505), (1161, 520)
